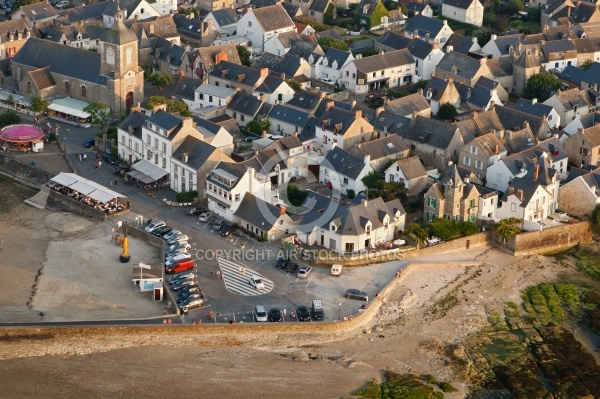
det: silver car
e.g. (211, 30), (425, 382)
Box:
(167, 235), (189, 245)
(180, 298), (204, 312)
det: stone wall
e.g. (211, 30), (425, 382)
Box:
(0, 152), (53, 190)
(44, 186), (110, 221)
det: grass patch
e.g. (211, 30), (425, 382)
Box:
(575, 244), (600, 280)
(354, 373), (449, 398)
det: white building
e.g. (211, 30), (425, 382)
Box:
(235, 4), (296, 55)
(406, 38), (445, 82)
(442, 0), (484, 27)
(340, 49), (416, 94)
(320, 147), (374, 196)
(309, 48), (354, 86)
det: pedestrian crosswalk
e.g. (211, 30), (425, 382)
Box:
(217, 257), (274, 296)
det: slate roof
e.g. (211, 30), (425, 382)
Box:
(196, 84), (236, 98)
(403, 116), (459, 150)
(29, 67), (55, 90)
(251, 4), (295, 32)
(0, 58), (11, 77)
(193, 117), (224, 138)
(210, 8), (239, 27)
(486, 57), (513, 77)
(282, 2), (301, 18)
(118, 111), (149, 141)
(11, 38), (104, 85)
(285, 91), (321, 112)
(17, 2), (58, 21)
(309, 0), (330, 12)
(575, 111), (600, 129)
(386, 93), (430, 116)
(172, 13), (202, 39)
(148, 110), (183, 133)
(354, 0), (379, 17)
(458, 83), (493, 109)
(348, 38), (375, 52)
(572, 2), (599, 25)
(287, 38), (320, 59)
(366, 110), (410, 136)
(502, 157), (557, 203)
(227, 91), (264, 116)
(314, 29), (343, 41)
(437, 50), (484, 80)
(254, 74), (286, 94)
(406, 2), (427, 13)
(513, 99), (555, 118)
(314, 99), (353, 118)
(377, 30), (411, 50)
(473, 132), (507, 157)
(234, 192), (282, 230)
(444, 33), (476, 55)
(443, 0), (476, 10)
(268, 104), (311, 129)
(558, 63), (600, 87)
(353, 49), (414, 74)
(211, 60), (264, 87)
(324, 147), (367, 180)
(488, 34), (525, 56)
(172, 136), (218, 170)
(424, 76), (459, 102)
(404, 15), (446, 39)
(208, 113), (241, 136)
(352, 135), (409, 161)
(551, 88), (592, 110)
(406, 37), (434, 60)
(319, 106), (360, 136)
(173, 76), (203, 101)
(270, 53), (305, 77)
(57, 1), (112, 23)
(392, 156), (427, 180)
(319, 48), (352, 70)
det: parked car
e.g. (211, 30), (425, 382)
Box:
(180, 298), (204, 312)
(165, 248), (188, 259)
(178, 285), (200, 296)
(275, 257), (290, 269)
(169, 242), (191, 252)
(167, 235), (189, 245)
(249, 275), (265, 290)
(0, 3), (7, 9)
(103, 153), (119, 165)
(83, 139), (95, 148)
(254, 305), (268, 322)
(198, 212), (213, 222)
(186, 207), (206, 216)
(172, 278), (197, 291)
(297, 305), (311, 322)
(321, 77), (334, 84)
(219, 223), (235, 237)
(168, 271), (195, 285)
(212, 219), (224, 231)
(345, 289), (369, 301)
(4, 1), (12, 8)
(145, 221), (165, 233)
(268, 307), (283, 322)
(162, 230), (182, 241)
(165, 253), (192, 264)
(285, 263), (299, 273)
(165, 260), (194, 275)
(55, 0), (69, 8)
(152, 226), (172, 237)
(178, 293), (202, 305)
(298, 265), (312, 279)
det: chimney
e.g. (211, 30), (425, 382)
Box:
(355, 109), (362, 119)
(375, 106), (384, 117)
(281, 72), (286, 80)
(293, 131), (298, 137)
(418, 88), (423, 96)
(542, 115), (547, 122)
(364, 154), (371, 165)
(532, 98), (537, 104)
(433, 41), (439, 49)
(472, 36), (477, 44)
(446, 45), (453, 53)
(533, 164), (539, 181)
(466, 88), (472, 99)
(260, 68), (268, 77)
(247, 166), (254, 193)
(443, 20), (447, 25)
(149, 24), (154, 35)
(362, 198), (368, 207)
(279, 205), (286, 215)
(356, 54), (362, 59)
(412, 110), (418, 119)
(215, 50), (229, 64)
(516, 189), (524, 200)
(507, 186), (515, 196)
(490, 100), (495, 110)
(190, 12), (195, 19)
(494, 143), (499, 155)
(183, 153), (189, 163)
(326, 101), (334, 109)
(523, 121), (529, 130)
(128, 125), (134, 135)
(262, 129), (267, 139)
(479, 57), (485, 65)
(491, 34), (497, 41)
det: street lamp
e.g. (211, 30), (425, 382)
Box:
(338, 301), (341, 321)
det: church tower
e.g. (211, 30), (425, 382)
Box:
(100, 3), (144, 116)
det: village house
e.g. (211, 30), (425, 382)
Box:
(384, 155), (428, 196)
(480, 33), (526, 58)
(456, 77), (504, 112)
(403, 37), (445, 82)
(403, 15), (453, 44)
(262, 135), (308, 184)
(267, 103), (312, 137)
(0, 18), (33, 59)
(458, 132), (507, 180)
(443, 33), (481, 56)
(349, 134), (410, 173)
(225, 91), (271, 127)
(540, 0), (574, 27)
(309, 48), (354, 86)
(562, 111), (600, 136)
(442, 0), (484, 27)
(307, 0), (333, 24)
(435, 49), (492, 87)
(423, 76), (461, 115)
(233, 192), (296, 242)
(235, 4), (296, 56)
(539, 40), (578, 73)
(558, 167), (600, 219)
(385, 93), (431, 119)
(406, 2), (433, 18)
(320, 147), (374, 196)
(543, 88), (596, 128)
(564, 124), (600, 168)
(253, 74), (296, 104)
(209, 61), (270, 94)
(315, 104), (374, 150)
(117, 111), (150, 167)
(203, 8), (240, 36)
(512, 98), (560, 130)
(180, 44), (241, 81)
(340, 49), (416, 94)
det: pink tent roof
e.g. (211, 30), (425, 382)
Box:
(0, 125), (45, 142)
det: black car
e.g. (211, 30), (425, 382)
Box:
(297, 305), (311, 322)
(275, 257), (290, 269)
(83, 139), (95, 148)
(285, 263), (299, 273)
(219, 223), (235, 237)
(345, 289), (369, 301)
(186, 207), (206, 216)
(268, 307), (283, 322)
(103, 154), (119, 165)
(152, 226), (172, 237)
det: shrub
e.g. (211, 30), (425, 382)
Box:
(347, 189), (356, 199)
(48, 133), (57, 142)
(438, 381), (457, 392)
(176, 191), (198, 203)
(459, 221), (479, 236)
(429, 218), (461, 241)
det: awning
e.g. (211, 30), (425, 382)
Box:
(126, 170), (155, 184)
(50, 172), (127, 204)
(48, 97), (91, 119)
(132, 159), (168, 181)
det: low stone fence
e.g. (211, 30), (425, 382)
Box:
(43, 186), (128, 222)
(0, 152), (53, 190)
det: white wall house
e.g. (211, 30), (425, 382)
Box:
(194, 84), (236, 109)
(409, 40), (445, 82)
(543, 89), (592, 128)
(235, 4), (296, 55)
(117, 111), (149, 165)
(442, 0), (484, 27)
(309, 48), (355, 86)
(320, 147), (374, 196)
(253, 76), (295, 105)
(340, 49), (416, 94)
(403, 15), (454, 44)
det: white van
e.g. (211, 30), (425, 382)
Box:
(331, 264), (342, 276)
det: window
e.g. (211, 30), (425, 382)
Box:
(511, 203), (516, 211)
(373, 72), (376, 77)
(555, 62), (559, 68)
(64, 81), (70, 93)
(463, 156), (471, 166)
(310, 10), (314, 15)
(381, 71), (384, 76)
(580, 147), (588, 155)
(199, 93), (204, 100)
(81, 85), (87, 98)
(470, 145), (477, 154)
(343, 177), (348, 184)
(415, 59), (419, 67)
(352, 73), (355, 78)
(427, 197), (437, 209)
(26, 81), (31, 94)
(548, 114), (552, 120)
(248, 21), (252, 27)
(475, 160), (484, 170)
(470, 199), (475, 208)
(346, 71), (349, 77)
(209, 95), (213, 102)
(240, 114), (245, 122)
(235, 194), (240, 201)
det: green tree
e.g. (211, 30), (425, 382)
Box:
(147, 73), (170, 95)
(245, 118), (271, 134)
(287, 185), (309, 206)
(374, 180), (408, 203)
(429, 218), (461, 241)
(286, 78), (302, 93)
(145, 95), (167, 109)
(324, 3), (336, 25)
(361, 47), (379, 57)
(237, 45), (252, 67)
(404, 222), (428, 246)
(0, 109), (20, 127)
(361, 171), (383, 189)
(354, 0), (388, 29)
(83, 101), (112, 135)
(495, 217), (523, 239)
(438, 103), (457, 120)
(346, 189), (356, 199)
(492, 0), (501, 14)
(459, 221), (479, 236)
(508, 0), (525, 12)
(590, 204), (600, 234)
(167, 99), (188, 114)
(581, 59), (594, 70)
(522, 73), (563, 102)
(318, 37), (349, 52)
(30, 96), (49, 113)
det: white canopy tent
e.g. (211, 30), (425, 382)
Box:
(50, 172), (127, 204)
(48, 98), (91, 119)
(127, 159), (168, 183)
